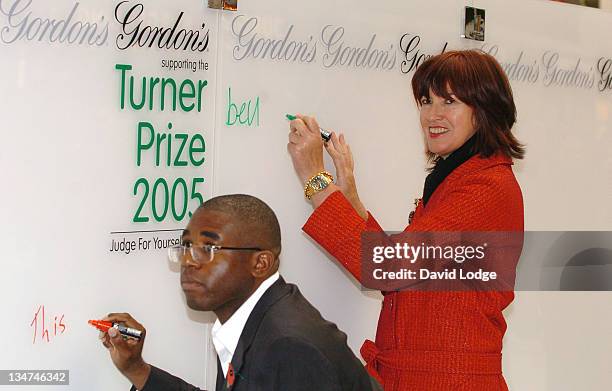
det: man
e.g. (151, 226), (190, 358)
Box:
(99, 194), (380, 391)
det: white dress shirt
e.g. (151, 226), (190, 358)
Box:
(211, 272), (280, 377)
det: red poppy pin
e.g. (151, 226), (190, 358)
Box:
(227, 363), (235, 388)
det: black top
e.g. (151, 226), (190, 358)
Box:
(422, 136), (477, 206)
(134, 277), (381, 391)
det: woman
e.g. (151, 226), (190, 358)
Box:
(287, 50), (524, 390)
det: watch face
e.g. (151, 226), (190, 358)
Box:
(313, 175), (330, 190)
(312, 177), (324, 189)
(305, 173), (332, 199)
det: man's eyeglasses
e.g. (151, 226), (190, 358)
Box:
(168, 244), (263, 265)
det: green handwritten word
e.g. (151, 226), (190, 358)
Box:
(226, 87), (260, 126)
(133, 177), (205, 223)
(115, 64), (208, 112)
(137, 121), (205, 167)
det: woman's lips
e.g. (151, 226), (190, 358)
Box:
(428, 127), (449, 139)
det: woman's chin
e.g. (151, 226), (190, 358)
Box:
(427, 145), (451, 157)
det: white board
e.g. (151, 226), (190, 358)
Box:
(1, 0), (611, 390)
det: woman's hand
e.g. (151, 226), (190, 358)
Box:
(287, 114), (367, 220)
(287, 115), (326, 183)
(325, 132), (367, 220)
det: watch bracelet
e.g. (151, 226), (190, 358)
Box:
(304, 171), (334, 200)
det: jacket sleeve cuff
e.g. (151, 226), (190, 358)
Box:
(302, 191), (382, 281)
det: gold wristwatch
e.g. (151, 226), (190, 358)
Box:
(304, 171), (334, 200)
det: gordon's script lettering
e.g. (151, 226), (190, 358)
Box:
(0, 0), (108, 46)
(114, 0), (210, 52)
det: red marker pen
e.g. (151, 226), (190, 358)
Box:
(88, 319), (142, 340)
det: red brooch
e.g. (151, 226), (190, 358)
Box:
(226, 363), (235, 388)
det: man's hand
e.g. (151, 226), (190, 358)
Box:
(99, 313), (150, 390)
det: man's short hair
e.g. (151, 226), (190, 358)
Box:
(200, 194), (282, 256)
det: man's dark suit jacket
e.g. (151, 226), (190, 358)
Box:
(135, 277), (380, 391)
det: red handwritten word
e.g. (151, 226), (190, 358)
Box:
(30, 305), (66, 344)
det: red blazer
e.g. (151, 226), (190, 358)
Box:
(303, 153), (524, 391)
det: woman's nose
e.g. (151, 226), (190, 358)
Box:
(428, 102), (445, 120)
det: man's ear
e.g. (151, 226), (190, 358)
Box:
(251, 250), (277, 278)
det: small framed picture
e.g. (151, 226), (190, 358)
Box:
(223, 0), (237, 11)
(464, 6), (485, 41)
(208, 0), (222, 9)
(208, 0), (237, 10)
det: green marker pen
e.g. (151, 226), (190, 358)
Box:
(286, 114), (332, 142)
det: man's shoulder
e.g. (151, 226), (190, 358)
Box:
(250, 282), (348, 351)
(243, 281), (375, 390)
(258, 283), (333, 337)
